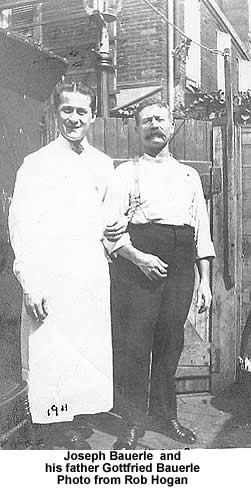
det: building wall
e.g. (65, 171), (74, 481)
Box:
(173, 0), (186, 107)
(41, 0), (98, 87)
(220, 0), (250, 51)
(2, 0), (249, 108)
(41, 0), (169, 100)
(200, 2), (218, 92)
(117, 0), (249, 107)
(201, 0), (243, 94)
(117, 0), (168, 98)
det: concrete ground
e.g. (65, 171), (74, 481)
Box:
(5, 374), (251, 450)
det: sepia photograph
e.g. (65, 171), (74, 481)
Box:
(0, 0), (251, 473)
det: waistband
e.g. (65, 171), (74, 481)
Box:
(112, 222), (195, 282)
(127, 222), (195, 262)
(129, 223), (194, 232)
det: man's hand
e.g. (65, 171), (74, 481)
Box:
(135, 252), (168, 281)
(196, 279), (212, 313)
(104, 216), (128, 242)
(24, 293), (48, 322)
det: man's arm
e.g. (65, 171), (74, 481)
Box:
(100, 157), (128, 242)
(102, 162), (134, 253)
(117, 243), (168, 281)
(104, 215), (128, 242)
(24, 294), (48, 322)
(196, 258), (212, 313)
(192, 171), (215, 314)
(193, 171), (215, 260)
(8, 165), (48, 322)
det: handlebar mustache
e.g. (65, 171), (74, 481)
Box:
(147, 130), (165, 138)
(65, 122), (82, 129)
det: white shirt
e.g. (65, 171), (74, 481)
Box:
(9, 134), (114, 296)
(103, 147), (215, 259)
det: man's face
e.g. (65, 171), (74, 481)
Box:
(57, 91), (95, 143)
(138, 104), (174, 153)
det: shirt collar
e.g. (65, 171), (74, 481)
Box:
(56, 134), (90, 152)
(142, 146), (177, 165)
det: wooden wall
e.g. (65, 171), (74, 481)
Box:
(241, 126), (251, 354)
(0, 85), (43, 389)
(211, 125), (242, 392)
(87, 118), (212, 163)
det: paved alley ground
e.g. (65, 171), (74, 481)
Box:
(4, 374), (251, 450)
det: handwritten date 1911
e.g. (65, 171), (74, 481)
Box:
(47, 403), (68, 417)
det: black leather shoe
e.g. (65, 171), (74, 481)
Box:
(47, 423), (94, 449)
(166, 419), (197, 444)
(64, 424), (94, 446)
(113, 425), (145, 450)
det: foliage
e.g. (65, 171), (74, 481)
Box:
(185, 90), (251, 124)
(113, 90), (251, 124)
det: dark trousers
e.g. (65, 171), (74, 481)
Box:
(110, 223), (195, 427)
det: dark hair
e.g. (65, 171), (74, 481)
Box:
(135, 98), (172, 126)
(53, 80), (97, 116)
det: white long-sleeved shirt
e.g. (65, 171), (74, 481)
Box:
(8, 135), (114, 297)
(103, 148), (215, 260)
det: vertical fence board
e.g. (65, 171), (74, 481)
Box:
(235, 126), (242, 371)
(170, 119), (185, 159)
(93, 118), (105, 152)
(116, 119), (129, 160)
(206, 121), (212, 161)
(184, 120), (197, 160)
(196, 120), (208, 161)
(104, 118), (118, 158)
(88, 123), (94, 147)
(211, 125), (237, 393)
(128, 118), (140, 158)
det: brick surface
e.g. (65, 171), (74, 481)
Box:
(12, 0), (249, 106)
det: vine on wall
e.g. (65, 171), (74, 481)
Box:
(113, 90), (251, 123)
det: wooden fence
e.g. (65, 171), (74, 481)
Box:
(86, 117), (212, 161)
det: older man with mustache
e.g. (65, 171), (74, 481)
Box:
(104, 100), (215, 449)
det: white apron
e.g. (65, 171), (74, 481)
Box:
(9, 138), (114, 423)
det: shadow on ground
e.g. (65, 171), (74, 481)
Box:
(209, 375), (251, 448)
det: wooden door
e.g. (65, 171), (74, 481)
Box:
(169, 120), (214, 393)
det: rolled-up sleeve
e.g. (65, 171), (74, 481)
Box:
(102, 162), (133, 255)
(193, 172), (216, 260)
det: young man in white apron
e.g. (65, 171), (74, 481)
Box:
(9, 81), (124, 448)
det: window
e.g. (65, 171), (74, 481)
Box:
(0, 3), (42, 42)
(0, 9), (11, 28)
(184, 0), (201, 88)
(217, 31), (231, 90)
